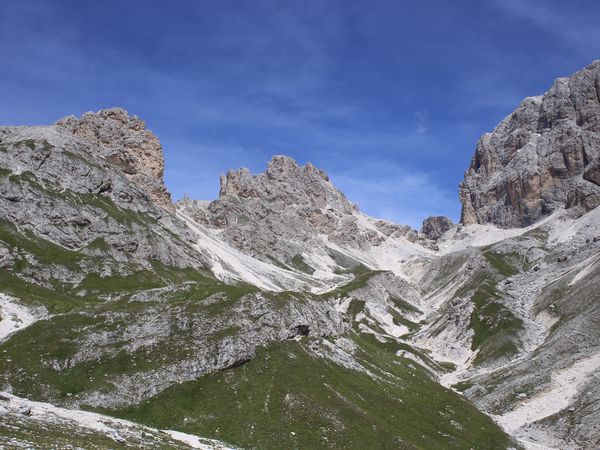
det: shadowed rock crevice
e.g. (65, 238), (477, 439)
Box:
(295, 324), (310, 336)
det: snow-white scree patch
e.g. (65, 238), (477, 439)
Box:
(569, 253), (600, 286)
(0, 294), (42, 342)
(0, 392), (233, 449)
(177, 211), (345, 293)
(164, 430), (234, 450)
(547, 205), (600, 246)
(437, 211), (560, 255)
(494, 352), (600, 436)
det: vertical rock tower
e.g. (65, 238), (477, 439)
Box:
(56, 108), (174, 212)
(460, 60), (600, 227)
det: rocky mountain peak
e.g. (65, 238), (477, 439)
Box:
(178, 155), (420, 272)
(460, 60), (600, 228)
(217, 155), (355, 214)
(56, 108), (173, 211)
(421, 216), (454, 240)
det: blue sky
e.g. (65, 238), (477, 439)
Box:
(1, 1), (599, 228)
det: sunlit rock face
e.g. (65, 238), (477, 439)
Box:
(460, 60), (600, 228)
(178, 154), (416, 269)
(56, 108), (173, 212)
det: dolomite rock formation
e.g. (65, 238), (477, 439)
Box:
(178, 155), (415, 268)
(460, 60), (600, 227)
(421, 216), (454, 240)
(0, 119), (203, 288)
(56, 108), (173, 212)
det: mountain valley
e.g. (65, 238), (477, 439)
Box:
(1, 61), (600, 450)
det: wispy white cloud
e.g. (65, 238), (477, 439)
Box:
(328, 161), (459, 229)
(414, 110), (428, 134)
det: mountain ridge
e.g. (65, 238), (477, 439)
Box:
(1, 60), (600, 449)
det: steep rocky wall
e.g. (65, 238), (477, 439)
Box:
(178, 155), (414, 267)
(460, 60), (600, 227)
(56, 108), (174, 212)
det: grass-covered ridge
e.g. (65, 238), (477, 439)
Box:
(0, 275), (259, 401)
(110, 337), (515, 450)
(465, 276), (524, 365)
(0, 216), (207, 312)
(321, 265), (385, 299)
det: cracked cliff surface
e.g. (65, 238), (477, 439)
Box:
(460, 60), (600, 228)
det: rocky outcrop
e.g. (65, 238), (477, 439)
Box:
(460, 60), (600, 228)
(0, 121), (203, 291)
(0, 284), (348, 409)
(421, 216), (454, 240)
(178, 155), (416, 270)
(56, 108), (173, 212)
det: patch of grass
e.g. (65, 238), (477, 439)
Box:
(19, 139), (37, 150)
(326, 247), (364, 272)
(164, 276), (259, 309)
(392, 315), (421, 332)
(347, 299), (365, 317)
(80, 194), (153, 226)
(390, 296), (422, 315)
(387, 306), (422, 332)
(7, 170), (49, 194)
(85, 238), (111, 252)
(76, 271), (165, 297)
(358, 333), (451, 373)
(483, 251), (518, 277)
(518, 227), (548, 243)
(62, 150), (106, 171)
(0, 219), (83, 271)
(108, 339), (514, 450)
(0, 414), (187, 450)
(289, 254), (315, 275)
(0, 270), (87, 313)
(265, 255), (291, 270)
(75, 261), (211, 300)
(321, 267), (384, 299)
(468, 281), (523, 365)
(451, 381), (474, 392)
(438, 361), (457, 371)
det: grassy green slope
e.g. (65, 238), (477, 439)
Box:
(0, 278), (259, 403)
(111, 337), (514, 450)
(0, 413), (190, 450)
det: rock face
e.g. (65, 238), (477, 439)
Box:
(0, 119), (203, 291)
(460, 60), (600, 227)
(421, 216), (454, 240)
(56, 108), (173, 212)
(178, 155), (415, 270)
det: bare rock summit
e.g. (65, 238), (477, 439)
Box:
(421, 216), (454, 240)
(56, 108), (173, 211)
(460, 60), (600, 227)
(178, 155), (416, 269)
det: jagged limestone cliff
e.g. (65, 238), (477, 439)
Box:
(460, 60), (600, 227)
